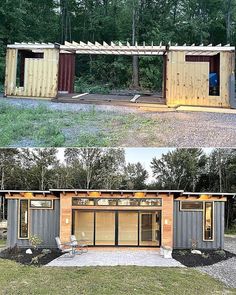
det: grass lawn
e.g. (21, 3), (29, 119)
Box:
(0, 259), (234, 295)
(0, 101), (162, 147)
(0, 240), (6, 247)
(225, 226), (236, 235)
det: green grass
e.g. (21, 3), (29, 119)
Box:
(0, 239), (6, 247)
(0, 101), (162, 147)
(0, 259), (234, 295)
(225, 226), (236, 235)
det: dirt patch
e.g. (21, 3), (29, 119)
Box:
(0, 247), (62, 266)
(172, 249), (235, 267)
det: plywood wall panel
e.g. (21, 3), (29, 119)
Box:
(166, 51), (234, 108)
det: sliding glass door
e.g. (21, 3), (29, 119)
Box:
(73, 211), (94, 245)
(118, 212), (138, 246)
(139, 212), (161, 246)
(73, 210), (161, 247)
(95, 212), (115, 245)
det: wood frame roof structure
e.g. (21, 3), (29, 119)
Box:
(7, 41), (235, 56)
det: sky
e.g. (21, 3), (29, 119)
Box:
(56, 148), (214, 183)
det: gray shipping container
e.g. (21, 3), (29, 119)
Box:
(7, 199), (60, 248)
(173, 201), (224, 249)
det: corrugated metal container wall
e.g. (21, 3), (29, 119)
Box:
(173, 201), (225, 249)
(5, 48), (60, 98)
(166, 51), (235, 108)
(58, 53), (75, 93)
(7, 199), (60, 248)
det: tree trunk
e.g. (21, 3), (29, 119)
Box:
(0, 168), (4, 221)
(132, 56), (139, 89)
(226, 0), (232, 43)
(218, 152), (222, 192)
(131, 3), (140, 89)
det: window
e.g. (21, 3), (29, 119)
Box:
(72, 198), (94, 206)
(30, 200), (53, 209)
(180, 201), (203, 211)
(140, 199), (162, 206)
(72, 198), (162, 207)
(204, 202), (214, 241)
(97, 199), (117, 206)
(118, 199), (139, 206)
(19, 200), (29, 239)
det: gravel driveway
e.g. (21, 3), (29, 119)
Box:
(196, 236), (236, 289)
(2, 97), (236, 147)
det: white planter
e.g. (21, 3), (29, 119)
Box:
(161, 246), (172, 259)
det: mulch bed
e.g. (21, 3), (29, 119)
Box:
(172, 249), (236, 267)
(0, 246), (62, 266)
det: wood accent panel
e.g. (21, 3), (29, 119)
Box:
(70, 192), (162, 199)
(162, 194), (174, 248)
(60, 193), (72, 242)
(5, 193), (58, 200)
(72, 206), (163, 211)
(175, 196), (227, 202)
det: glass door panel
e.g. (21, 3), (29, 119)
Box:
(95, 212), (115, 245)
(139, 212), (161, 246)
(73, 211), (94, 245)
(118, 212), (138, 246)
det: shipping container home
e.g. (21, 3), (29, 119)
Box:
(1, 189), (233, 250)
(4, 42), (235, 108)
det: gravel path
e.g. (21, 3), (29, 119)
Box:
(0, 97), (139, 114)
(196, 236), (236, 289)
(2, 97), (236, 147)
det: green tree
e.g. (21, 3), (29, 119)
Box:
(123, 162), (148, 189)
(151, 148), (206, 191)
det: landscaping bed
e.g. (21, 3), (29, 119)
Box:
(172, 249), (236, 267)
(0, 246), (62, 266)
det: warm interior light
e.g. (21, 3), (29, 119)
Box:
(199, 194), (210, 200)
(89, 191), (100, 197)
(24, 192), (34, 198)
(134, 192), (145, 198)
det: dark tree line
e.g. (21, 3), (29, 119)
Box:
(0, 148), (235, 229)
(0, 0), (236, 91)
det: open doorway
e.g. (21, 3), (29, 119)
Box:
(57, 53), (167, 105)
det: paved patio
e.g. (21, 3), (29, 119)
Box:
(46, 249), (184, 267)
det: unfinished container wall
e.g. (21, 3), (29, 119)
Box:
(5, 48), (60, 98)
(58, 53), (75, 93)
(166, 51), (234, 108)
(4, 48), (18, 96)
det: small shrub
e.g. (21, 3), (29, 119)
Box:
(30, 253), (45, 265)
(42, 249), (51, 255)
(29, 235), (42, 250)
(191, 239), (198, 250)
(214, 250), (226, 258)
(178, 250), (188, 256)
(201, 253), (209, 259)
